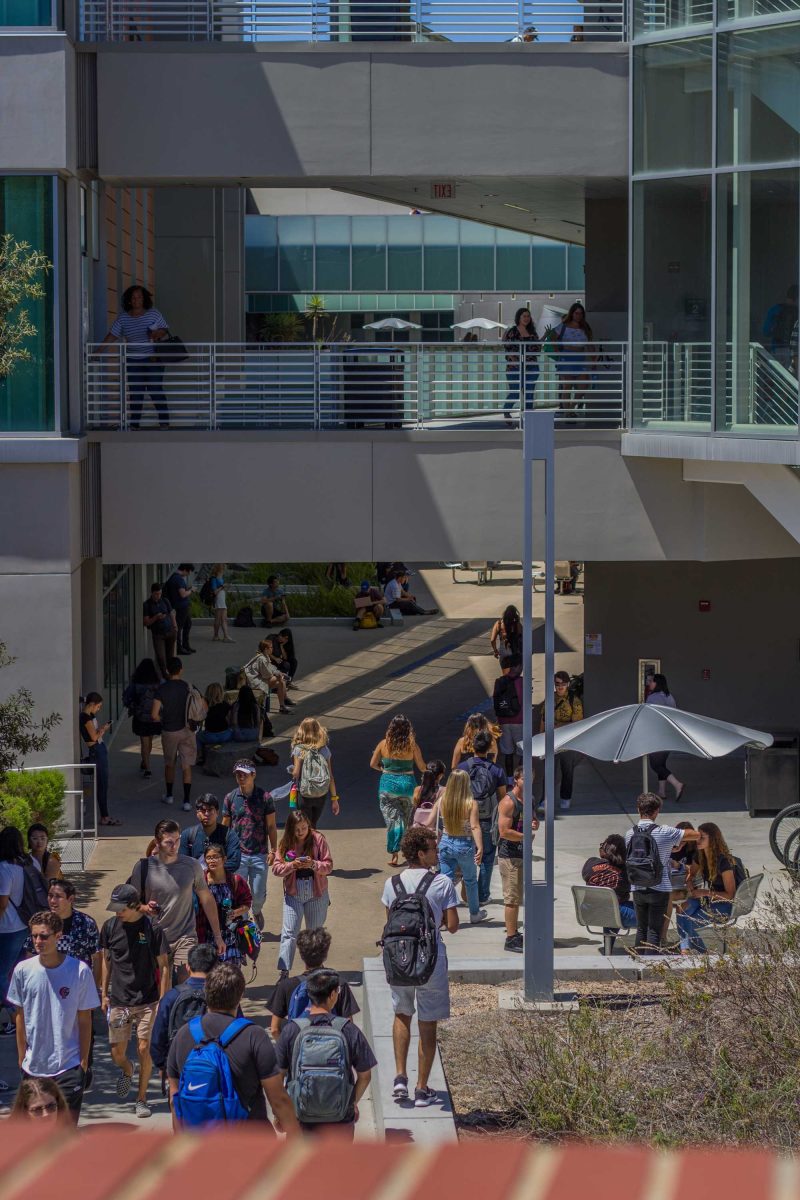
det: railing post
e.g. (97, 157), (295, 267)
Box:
(314, 343), (321, 430)
(209, 344), (216, 430)
(121, 343), (128, 430)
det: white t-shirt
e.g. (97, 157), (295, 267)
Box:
(0, 862), (26, 934)
(384, 577), (402, 606)
(7, 955), (100, 1075)
(381, 868), (458, 946)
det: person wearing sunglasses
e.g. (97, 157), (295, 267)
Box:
(7, 910), (100, 1122)
(536, 671), (584, 811)
(11, 1076), (67, 1120)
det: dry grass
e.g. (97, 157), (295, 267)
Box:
(440, 881), (800, 1149)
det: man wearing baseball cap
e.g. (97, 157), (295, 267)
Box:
(99, 884), (170, 1118)
(383, 567), (438, 617)
(353, 580), (385, 630)
(221, 759), (277, 932)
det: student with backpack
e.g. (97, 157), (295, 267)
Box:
(290, 718), (340, 828)
(380, 825), (459, 1108)
(150, 943), (218, 1073)
(122, 657), (162, 779)
(493, 653), (524, 778)
(458, 729), (507, 906)
(624, 793), (701, 952)
(167, 962), (299, 1133)
(0, 826), (47, 1037)
(268, 927), (359, 1040)
(276, 967), (376, 1138)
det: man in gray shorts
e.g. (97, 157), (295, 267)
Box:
(380, 826), (459, 1108)
(129, 819), (225, 983)
(151, 656), (196, 812)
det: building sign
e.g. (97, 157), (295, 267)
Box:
(585, 633), (603, 656)
(431, 182), (456, 201)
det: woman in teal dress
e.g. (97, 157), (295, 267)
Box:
(370, 714), (427, 866)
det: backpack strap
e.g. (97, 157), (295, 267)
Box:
(414, 870), (436, 898)
(330, 1016), (348, 1032)
(188, 1015), (206, 1045)
(391, 875), (407, 899)
(218, 1017), (252, 1048)
(137, 857), (149, 906)
(293, 1017), (311, 1033)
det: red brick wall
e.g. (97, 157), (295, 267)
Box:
(104, 186), (155, 327)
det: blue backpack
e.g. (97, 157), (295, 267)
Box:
(173, 1016), (252, 1126)
(287, 978), (311, 1021)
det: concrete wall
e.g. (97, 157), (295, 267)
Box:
(94, 45), (628, 184)
(583, 559), (800, 729)
(0, 35), (75, 172)
(94, 433), (800, 563)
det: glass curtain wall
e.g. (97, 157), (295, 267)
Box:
(102, 565), (135, 725)
(632, 2), (800, 436)
(0, 176), (56, 432)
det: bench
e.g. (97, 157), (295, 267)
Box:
(201, 740), (261, 778)
(444, 561), (499, 585)
(534, 560), (577, 593)
(571, 885), (632, 956)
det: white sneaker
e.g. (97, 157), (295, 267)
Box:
(559, 798), (572, 811)
(161, 795), (173, 805)
(182, 801), (192, 811)
(470, 908), (489, 924)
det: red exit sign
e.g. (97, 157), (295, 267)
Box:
(431, 182), (456, 201)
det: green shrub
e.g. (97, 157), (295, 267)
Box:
(0, 769), (66, 838)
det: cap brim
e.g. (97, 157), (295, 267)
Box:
(106, 901), (128, 912)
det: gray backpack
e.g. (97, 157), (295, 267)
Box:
(287, 1016), (353, 1124)
(299, 748), (331, 799)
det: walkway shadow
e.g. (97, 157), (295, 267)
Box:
(330, 868), (383, 881)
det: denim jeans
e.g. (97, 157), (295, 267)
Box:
(677, 897), (733, 952)
(603, 901), (637, 938)
(237, 852), (268, 915)
(477, 821), (497, 905)
(504, 365), (540, 415)
(438, 834), (480, 917)
(0, 927), (28, 1006)
(197, 728), (233, 751)
(89, 740), (109, 820)
(278, 879), (330, 972)
(127, 357), (168, 428)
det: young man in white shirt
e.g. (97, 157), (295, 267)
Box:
(383, 568), (438, 617)
(380, 826), (458, 1108)
(624, 792), (701, 951)
(8, 909), (100, 1121)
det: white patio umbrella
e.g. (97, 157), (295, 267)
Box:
(363, 318), (422, 332)
(526, 703), (773, 761)
(451, 317), (506, 331)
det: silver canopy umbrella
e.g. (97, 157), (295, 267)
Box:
(451, 318), (506, 331)
(526, 703), (773, 761)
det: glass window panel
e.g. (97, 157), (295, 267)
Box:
(388, 247), (422, 290)
(633, 0), (711, 38)
(633, 39), (713, 173)
(632, 176), (712, 430)
(314, 217), (351, 290)
(721, 0), (800, 24)
(245, 215), (278, 292)
(387, 216), (422, 246)
(460, 215), (496, 291)
(532, 244), (567, 290)
(277, 216), (313, 291)
(496, 246), (532, 291)
(423, 215), (459, 289)
(718, 26), (800, 168)
(0, 0), (53, 24)
(0, 176), (55, 432)
(716, 169), (799, 434)
(352, 216), (386, 290)
(567, 245), (586, 292)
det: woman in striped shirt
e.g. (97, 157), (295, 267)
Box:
(103, 285), (170, 429)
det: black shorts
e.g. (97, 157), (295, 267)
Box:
(133, 718), (162, 737)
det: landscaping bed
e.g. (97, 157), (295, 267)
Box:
(191, 562), (377, 619)
(439, 894), (800, 1150)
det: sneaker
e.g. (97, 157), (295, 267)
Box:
(0, 1022), (16, 1037)
(414, 1086), (437, 1107)
(284, 698), (296, 708)
(142, 769), (152, 779)
(559, 798), (572, 811)
(255, 912), (264, 932)
(425, 608), (440, 616)
(470, 908), (489, 924)
(505, 933), (524, 953)
(161, 795), (173, 805)
(392, 1074), (409, 1101)
(223, 637), (236, 644)
(182, 801), (192, 811)
(116, 1071), (133, 1100)
(135, 1100), (152, 1119)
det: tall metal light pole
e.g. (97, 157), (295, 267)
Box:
(521, 410), (556, 1002)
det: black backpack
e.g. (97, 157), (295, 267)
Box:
(234, 606), (255, 628)
(167, 982), (208, 1043)
(493, 675), (521, 720)
(466, 758), (496, 822)
(625, 823), (664, 888)
(199, 578), (215, 608)
(11, 863), (50, 924)
(379, 873), (439, 987)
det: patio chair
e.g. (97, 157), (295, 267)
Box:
(571, 884), (628, 956)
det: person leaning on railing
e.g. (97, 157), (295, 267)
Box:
(101, 284), (170, 430)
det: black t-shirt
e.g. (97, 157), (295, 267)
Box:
(99, 915), (169, 1006)
(497, 794), (523, 860)
(275, 1012), (377, 1125)
(165, 572), (190, 612)
(268, 972), (360, 1022)
(155, 679), (190, 732)
(143, 597), (173, 636)
(581, 858), (631, 904)
(205, 702), (231, 734)
(78, 710), (95, 745)
(167, 1012), (280, 1122)
(709, 853), (734, 894)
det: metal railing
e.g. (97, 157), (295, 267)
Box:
(85, 340), (628, 430)
(8, 764), (98, 873)
(78, 0), (626, 41)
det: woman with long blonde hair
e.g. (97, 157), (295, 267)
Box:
(291, 718), (339, 827)
(210, 564), (234, 643)
(196, 680), (233, 758)
(437, 770), (486, 923)
(451, 713), (499, 770)
(370, 714), (426, 866)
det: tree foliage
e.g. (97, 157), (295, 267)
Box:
(0, 642), (61, 779)
(0, 234), (53, 380)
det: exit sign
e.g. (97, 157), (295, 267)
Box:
(431, 182), (456, 201)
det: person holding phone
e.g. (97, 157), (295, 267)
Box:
(272, 810), (332, 974)
(79, 692), (120, 826)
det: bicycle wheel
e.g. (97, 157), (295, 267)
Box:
(785, 828), (800, 877)
(768, 803), (800, 866)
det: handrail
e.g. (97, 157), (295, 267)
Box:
(78, 0), (626, 41)
(84, 340), (628, 431)
(8, 763), (98, 872)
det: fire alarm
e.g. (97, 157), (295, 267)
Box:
(702, 668), (711, 680)
(699, 600), (711, 612)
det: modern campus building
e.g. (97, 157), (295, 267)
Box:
(1, 0), (799, 765)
